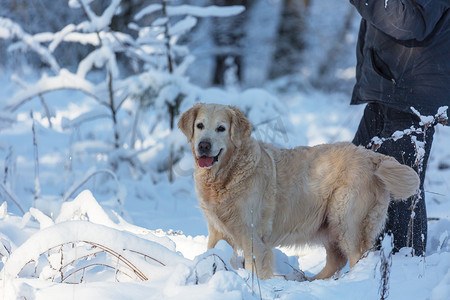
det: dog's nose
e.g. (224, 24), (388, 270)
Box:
(198, 141), (211, 153)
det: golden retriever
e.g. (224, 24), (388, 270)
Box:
(178, 103), (420, 280)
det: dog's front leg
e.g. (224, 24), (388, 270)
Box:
(207, 223), (224, 249)
(242, 236), (274, 280)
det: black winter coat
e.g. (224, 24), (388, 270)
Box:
(350, 0), (450, 117)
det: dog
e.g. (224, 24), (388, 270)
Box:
(178, 103), (420, 280)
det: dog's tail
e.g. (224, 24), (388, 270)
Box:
(375, 157), (420, 200)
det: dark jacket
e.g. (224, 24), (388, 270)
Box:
(350, 0), (450, 117)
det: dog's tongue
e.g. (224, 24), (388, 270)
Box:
(198, 156), (214, 168)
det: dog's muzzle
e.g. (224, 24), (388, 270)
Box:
(197, 146), (222, 168)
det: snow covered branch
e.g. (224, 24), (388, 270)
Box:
(369, 106), (448, 256)
(2, 220), (188, 281)
(4, 70), (98, 112)
(368, 106), (448, 153)
(75, 0), (122, 33)
(0, 17), (60, 74)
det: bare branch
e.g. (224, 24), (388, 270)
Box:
(0, 182), (26, 215)
(30, 110), (40, 207)
(63, 169), (119, 202)
(62, 263), (134, 283)
(85, 241), (148, 281)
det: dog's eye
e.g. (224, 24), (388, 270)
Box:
(197, 123), (204, 130)
(216, 126), (226, 133)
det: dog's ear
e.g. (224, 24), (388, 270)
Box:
(229, 106), (251, 148)
(178, 104), (201, 142)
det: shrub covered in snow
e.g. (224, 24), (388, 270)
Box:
(0, 0), (290, 213)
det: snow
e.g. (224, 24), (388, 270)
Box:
(1, 0), (450, 299)
(3, 69), (97, 111)
(134, 4), (162, 21)
(1, 90), (449, 300)
(0, 203), (6, 219)
(169, 16), (198, 37)
(76, 0), (121, 33)
(77, 45), (120, 79)
(135, 4), (245, 21)
(166, 5), (245, 18)
(411, 106), (436, 126)
(0, 17), (61, 74)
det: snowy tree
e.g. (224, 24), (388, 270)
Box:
(0, 0), (244, 184)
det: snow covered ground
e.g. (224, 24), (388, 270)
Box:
(0, 77), (449, 299)
(1, 0), (450, 299)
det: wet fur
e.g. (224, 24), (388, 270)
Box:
(178, 103), (420, 280)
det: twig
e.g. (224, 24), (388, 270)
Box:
(0, 181), (26, 215)
(107, 70), (120, 149)
(62, 263), (134, 283)
(8, 87), (99, 113)
(251, 209), (254, 295)
(126, 249), (166, 266)
(86, 241), (148, 281)
(3, 146), (15, 186)
(38, 94), (53, 128)
(11, 242), (130, 281)
(108, 30), (160, 69)
(63, 168), (119, 202)
(76, 0), (103, 48)
(130, 103), (142, 150)
(368, 106), (448, 256)
(24, 240), (152, 282)
(250, 208), (262, 300)
(161, 0), (174, 74)
(379, 234), (393, 300)
(424, 190), (446, 197)
(252, 255), (263, 300)
(62, 133), (74, 205)
(60, 250), (103, 270)
(77, 0), (121, 150)
(30, 110), (40, 207)
(161, 0), (176, 183)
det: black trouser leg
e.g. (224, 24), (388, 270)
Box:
(352, 103), (384, 147)
(352, 103), (434, 255)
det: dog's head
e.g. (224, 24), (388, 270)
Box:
(178, 103), (251, 169)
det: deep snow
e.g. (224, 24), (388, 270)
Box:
(1, 0), (450, 299)
(0, 78), (449, 299)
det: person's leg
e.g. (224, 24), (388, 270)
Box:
(352, 103), (384, 147)
(376, 107), (434, 256)
(352, 104), (434, 255)
(352, 103), (386, 250)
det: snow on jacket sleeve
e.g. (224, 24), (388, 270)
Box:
(349, 0), (448, 41)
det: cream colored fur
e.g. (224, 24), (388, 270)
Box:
(178, 103), (420, 280)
